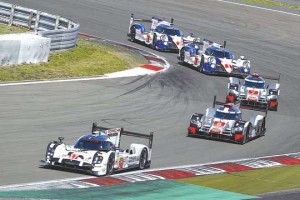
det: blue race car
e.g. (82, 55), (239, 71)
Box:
(178, 38), (251, 76)
(127, 13), (184, 51)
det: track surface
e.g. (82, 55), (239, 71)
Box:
(1, 0), (299, 185)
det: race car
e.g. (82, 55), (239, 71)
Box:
(127, 13), (184, 51)
(41, 123), (153, 176)
(178, 37), (251, 76)
(188, 96), (267, 144)
(226, 73), (280, 111)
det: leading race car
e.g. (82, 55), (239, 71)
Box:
(188, 96), (267, 144)
(127, 13), (184, 51)
(41, 123), (153, 176)
(178, 36), (251, 77)
(226, 73), (280, 111)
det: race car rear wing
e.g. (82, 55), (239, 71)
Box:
(92, 123), (154, 149)
(237, 73), (281, 82)
(129, 13), (174, 34)
(213, 95), (268, 116)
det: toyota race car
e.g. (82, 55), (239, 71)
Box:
(226, 73), (280, 111)
(188, 96), (267, 144)
(127, 13), (184, 51)
(41, 123), (153, 176)
(178, 37), (251, 77)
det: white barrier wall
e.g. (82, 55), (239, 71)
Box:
(0, 33), (50, 66)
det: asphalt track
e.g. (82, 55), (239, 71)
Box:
(1, 0), (300, 186)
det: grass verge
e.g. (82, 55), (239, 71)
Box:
(241, 0), (300, 9)
(0, 24), (147, 82)
(177, 164), (300, 195)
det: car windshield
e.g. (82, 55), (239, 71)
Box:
(210, 50), (233, 59)
(244, 80), (265, 89)
(214, 111), (239, 120)
(162, 28), (183, 36)
(74, 139), (113, 151)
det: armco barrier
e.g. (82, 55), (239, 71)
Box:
(0, 2), (79, 52)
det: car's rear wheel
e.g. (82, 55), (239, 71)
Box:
(106, 153), (115, 175)
(139, 148), (148, 170)
(259, 118), (266, 136)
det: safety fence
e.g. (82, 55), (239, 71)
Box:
(0, 1), (79, 52)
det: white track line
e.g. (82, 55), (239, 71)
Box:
(218, 0), (300, 17)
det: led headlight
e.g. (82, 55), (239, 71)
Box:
(160, 34), (168, 42)
(93, 156), (103, 164)
(208, 57), (216, 64)
(243, 61), (250, 68)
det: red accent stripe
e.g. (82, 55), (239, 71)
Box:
(209, 163), (253, 172)
(265, 156), (300, 165)
(140, 64), (164, 71)
(148, 169), (195, 179)
(82, 177), (127, 186)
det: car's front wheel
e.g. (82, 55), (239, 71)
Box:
(106, 153), (115, 175)
(139, 148), (148, 170)
(129, 26), (136, 42)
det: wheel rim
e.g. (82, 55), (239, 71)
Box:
(140, 149), (147, 168)
(107, 156), (114, 174)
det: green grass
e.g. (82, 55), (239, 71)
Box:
(241, 0), (300, 9)
(0, 25), (146, 82)
(177, 164), (300, 195)
(0, 24), (28, 34)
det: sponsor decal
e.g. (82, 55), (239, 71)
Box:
(69, 153), (80, 160)
(119, 156), (124, 169)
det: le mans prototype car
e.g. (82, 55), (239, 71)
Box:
(226, 73), (280, 111)
(178, 36), (251, 76)
(188, 96), (267, 144)
(41, 123), (153, 176)
(127, 13), (184, 51)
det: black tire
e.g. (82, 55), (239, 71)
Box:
(106, 153), (115, 175)
(260, 118), (266, 136)
(129, 26), (136, 42)
(139, 148), (148, 170)
(198, 56), (204, 72)
(152, 34), (157, 50)
(241, 124), (251, 144)
(180, 49), (185, 62)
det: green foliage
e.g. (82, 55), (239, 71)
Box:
(178, 165), (300, 195)
(242, 0), (300, 9)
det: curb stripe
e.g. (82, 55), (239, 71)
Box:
(148, 169), (196, 179)
(209, 162), (253, 172)
(140, 64), (164, 71)
(265, 156), (300, 165)
(82, 177), (127, 186)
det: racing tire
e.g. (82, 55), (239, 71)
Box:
(106, 153), (115, 175)
(179, 49), (185, 62)
(198, 56), (204, 72)
(152, 34), (157, 50)
(138, 148), (148, 170)
(259, 118), (266, 136)
(129, 26), (136, 42)
(241, 124), (252, 145)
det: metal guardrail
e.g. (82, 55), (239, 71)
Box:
(0, 2), (79, 52)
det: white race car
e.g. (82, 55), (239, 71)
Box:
(188, 96), (267, 144)
(41, 123), (153, 176)
(226, 73), (280, 111)
(127, 13), (184, 51)
(178, 37), (251, 76)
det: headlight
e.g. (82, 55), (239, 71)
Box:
(243, 61), (250, 68)
(208, 57), (216, 64)
(160, 35), (168, 42)
(93, 156), (103, 164)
